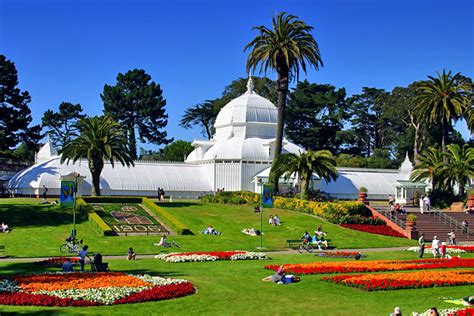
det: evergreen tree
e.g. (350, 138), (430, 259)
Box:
(101, 69), (172, 160)
(41, 102), (86, 149)
(0, 54), (41, 157)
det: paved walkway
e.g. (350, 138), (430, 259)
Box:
(3, 244), (474, 263)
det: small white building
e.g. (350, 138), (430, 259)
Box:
(7, 77), (423, 201)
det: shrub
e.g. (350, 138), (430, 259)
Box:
(332, 215), (385, 225)
(359, 187), (368, 193)
(429, 189), (457, 209)
(406, 214), (417, 222)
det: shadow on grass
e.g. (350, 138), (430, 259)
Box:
(0, 311), (63, 315)
(158, 202), (200, 208)
(0, 204), (87, 228)
(0, 261), (49, 276)
(118, 269), (187, 277)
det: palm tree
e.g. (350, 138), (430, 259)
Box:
(245, 12), (323, 189)
(270, 150), (338, 200)
(410, 147), (445, 190)
(61, 116), (134, 196)
(441, 144), (474, 197)
(414, 70), (471, 155)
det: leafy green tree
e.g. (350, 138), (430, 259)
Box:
(180, 100), (216, 139)
(162, 140), (194, 162)
(441, 144), (474, 197)
(414, 70), (471, 155)
(410, 147), (445, 191)
(336, 154), (366, 168)
(0, 54), (42, 156)
(101, 69), (172, 160)
(41, 102), (86, 149)
(245, 12), (323, 189)
(286, 81), (347, 153)
(346, 87), (390, 157)
(270, 150), (338, 200)
(61, 116), (134, 196)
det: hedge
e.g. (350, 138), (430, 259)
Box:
(142, 197), (192, 235)
(76, 198), (114, 236)
(199, 191), (370, 223)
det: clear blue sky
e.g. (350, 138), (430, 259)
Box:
(1, 0), (473, 150)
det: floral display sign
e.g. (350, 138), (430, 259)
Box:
(155, 251), (267, 263)
(265, 258), (474, 275)
(321, 270), (474, 291)
(0, 272), (195, 306)
(92, 204), (167, 234)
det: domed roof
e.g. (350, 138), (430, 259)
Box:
(214, 77), (277, 131)
(185, 137), (303, 162)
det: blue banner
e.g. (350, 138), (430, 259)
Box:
(262, 183), (274, 208)
(60, 181), (75, 206)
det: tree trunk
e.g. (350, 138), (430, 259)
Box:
(271, 69), (289, 192)
(89, 158), (104, 196)
(129, 126), (137, 161)
(300, 177), (309, 200)
(204, 124), (212, 140)
(458, 178), (465, 197)
(441, 121), (447, 160)
(410, 114), (421, 163)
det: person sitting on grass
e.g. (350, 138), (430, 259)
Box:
(273, 215), (281, 226)
(155, 234), (169, 247)
(254, 205), (261, 213)
(127, 247), (136, 260)
(268, 215), (274, 225)
(62, 258), (74, 272)
(93, 253), (108, 272)
(262, 265), (285, 283)
(0, 221), (9, 233)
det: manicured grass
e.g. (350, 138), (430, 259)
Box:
(0, 253), (472, 315)
(0, 198), (416, 257)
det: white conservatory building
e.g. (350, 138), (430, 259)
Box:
(7, 77), (422, 201)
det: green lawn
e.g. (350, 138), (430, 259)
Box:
(0, 253), (472, 315)
(1, 198), (468, 315)
(0, 198), (415, 257)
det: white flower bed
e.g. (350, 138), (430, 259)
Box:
(155, 251), (267, 263)
(406, 246), (466, 254)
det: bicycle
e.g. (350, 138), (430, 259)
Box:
(60, 237), (83, 254)
(298, 240), (314, 253)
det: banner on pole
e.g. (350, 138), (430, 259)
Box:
(60, 181), (75, 206)
(262, 183), (274, 208)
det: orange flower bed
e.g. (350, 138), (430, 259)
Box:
(13, 272), (149, 292)
(322, 270), (474, 291)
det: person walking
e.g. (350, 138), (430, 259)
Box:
(78, 245), (90, 272)
(462, 220), (469, 235)
(418, 233), (425, 258)
(423, 195), (431, 212)
(431, 236), (440, 258)
(42, 185), (48, 200)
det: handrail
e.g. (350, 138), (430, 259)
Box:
(429, 210), (472, 236)
(375, 208), (406, 229)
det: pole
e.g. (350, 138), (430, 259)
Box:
(72, 174), (79, 237)
(260, 183), (263, 248)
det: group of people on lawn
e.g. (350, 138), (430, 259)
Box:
(0, 221), (9, 233)
(418, 232), (462, 259)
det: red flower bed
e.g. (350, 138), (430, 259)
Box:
(449, 308), (474, 316)
(35, 257), (80, 267)
(0, 292), (99, 307)
(321, 270), (474, 291)
(340, 224), (405, 238)
(265, 258), (474, 275)
(113, 282), (195, 304)
(171, 251), (245, 259)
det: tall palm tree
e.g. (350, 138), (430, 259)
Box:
(245, 12), (323, 189)
(61, 115), (134, 196)
(442, 144), (474, 197)
(270, 150), (338, 200)
(410, 147), (445, 191)
(414, 70), (471, 155)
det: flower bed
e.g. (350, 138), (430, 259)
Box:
(155, 251), (266, 262)
(407, 245), (474, 254)
(34, 257), (80, 267)
(340, 224), (405, 238)
(264, 258), (474, 275)
(413, 307), (474, 316)
(0, 272), (195, 306)
(321, 270), (474, 291)
(316, 251), (366, 259)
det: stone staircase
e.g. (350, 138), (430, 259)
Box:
(378, 207), (473, 242)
